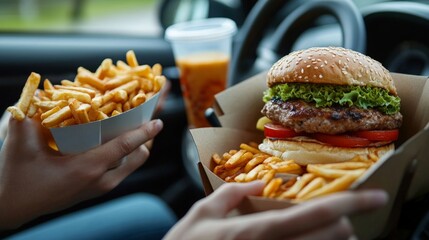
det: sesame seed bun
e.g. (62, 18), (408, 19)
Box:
(259, 138), (394, 166)
(267, 46), (397, 95)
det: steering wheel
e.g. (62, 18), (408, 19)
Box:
(228, 0), (366, 85)
(362, 1), (429, 76)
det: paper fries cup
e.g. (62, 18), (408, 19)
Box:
(190, 72), (429, 240)
(50, 92), (161, 154)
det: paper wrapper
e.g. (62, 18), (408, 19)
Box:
(191, 72), (429, 240)
(50, 92), (161, 154)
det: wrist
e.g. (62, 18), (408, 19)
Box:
(0, 189), (28, 230)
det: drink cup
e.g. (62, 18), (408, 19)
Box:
(165, 18), (237, 128)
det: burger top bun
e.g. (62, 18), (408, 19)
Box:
(259, 138), (395, 166)
(267, 46), (397, 95)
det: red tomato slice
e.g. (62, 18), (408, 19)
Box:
(264, 123), (299, 139)
(313, 133), (372, 148)
(354, 129), (399, 141)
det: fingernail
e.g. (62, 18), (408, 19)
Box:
(152, 119), (163, 132)
(366, 189), (389, 206)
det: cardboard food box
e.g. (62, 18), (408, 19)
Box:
(190, 71), (429, 240)
(50, 92), (162, 154)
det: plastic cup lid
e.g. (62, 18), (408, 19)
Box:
(165, 18), (237, 42)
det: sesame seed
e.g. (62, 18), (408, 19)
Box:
(319, 74), (323, 78)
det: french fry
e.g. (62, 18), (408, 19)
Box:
(68, 99), (87, 124)
(27, 102), (38, 118)
(60, 79), (76, 86)
(54, 85), (97, 98)
(111, 110), (121, 117)
(131, 92), (146, 107)
(211, 141), (376, 202)
(244, 155), (267, 173)
(225, 150), (252, 169)
(99, 102), (117, 115)
(35, 100), (68, 111)
(17, 72), (41, 114)
(7, 106), (25, 121)
(40, 106), (61, 121)
(154, 76), (166, 92)
(113, 89), (128, 102)
(76, 106), (90, 123)
(307, 164), (366, 179)
(299, 174), (360, 201)
(296, 177), (326, 200)
(313, 162), (372, 170)
(77, 73), (105, 91)
(261, 169), (276, 184)
(113, 80), (139, 94)
(279, 173), (316, 199)
(212, 153), (225, 165)
(51, 89), (92, 104)
(234, 173), (247, 182)
(42, 106), (73, 128)
(123, 101), (131, 112)
(95, 58), (112, 80)
(130, 65), (151, 77)
(105, 75), (133, 90)
(116, 60), (131, 71)
(140, 78), (154, 92)
(115, 103), (123, 113)
(152, 63), (162, 76)
(263, 178), (283, 197)
(240, 143), (261, 154)
(59, 118), (77, 127)
(223, 167), (242, 181)
(43, 79), (55, 92)
(245, 164), (265, 182)
(97, 111), (109, 120)
(368, 153), (380, 162)
(7, 51), (166, 128)
(126, 50), (139, 67)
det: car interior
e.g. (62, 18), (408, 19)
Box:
(1, 0), (429, 239)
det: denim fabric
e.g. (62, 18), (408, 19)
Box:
(8, 193), (177, 240)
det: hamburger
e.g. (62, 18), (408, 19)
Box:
(258, 47), (403, 165)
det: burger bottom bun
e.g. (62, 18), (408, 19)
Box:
(258, 138), (395, 166)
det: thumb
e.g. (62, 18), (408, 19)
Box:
(200, 181), (265, 218)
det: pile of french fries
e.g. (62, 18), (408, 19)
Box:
(7, 50), (166, 128)
(212, 143), (378, 202)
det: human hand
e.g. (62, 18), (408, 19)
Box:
(164, 181), (388, 240)
(0, 117), (163, 230)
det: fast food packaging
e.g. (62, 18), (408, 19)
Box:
(50, 91), (162, 154)
(190, 71), (429, 240)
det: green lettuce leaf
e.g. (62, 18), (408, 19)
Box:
(263, 83), (400, 115)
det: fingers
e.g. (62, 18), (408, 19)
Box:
(82, 119), (163, 168)
(97, 144), (150, 191)
(265, 189), (388, 237)
(193, 181), (265, 218)
(4, 117), (47, 152)
(293, 217), (353, 240)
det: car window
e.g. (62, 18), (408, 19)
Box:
(0, 0), (161, 36)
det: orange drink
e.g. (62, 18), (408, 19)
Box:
(177, 52), (229, 128)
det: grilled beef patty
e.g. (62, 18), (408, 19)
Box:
(262, 99), (403, 134)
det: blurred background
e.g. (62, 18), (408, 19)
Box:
(0, 0), (161, 35)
